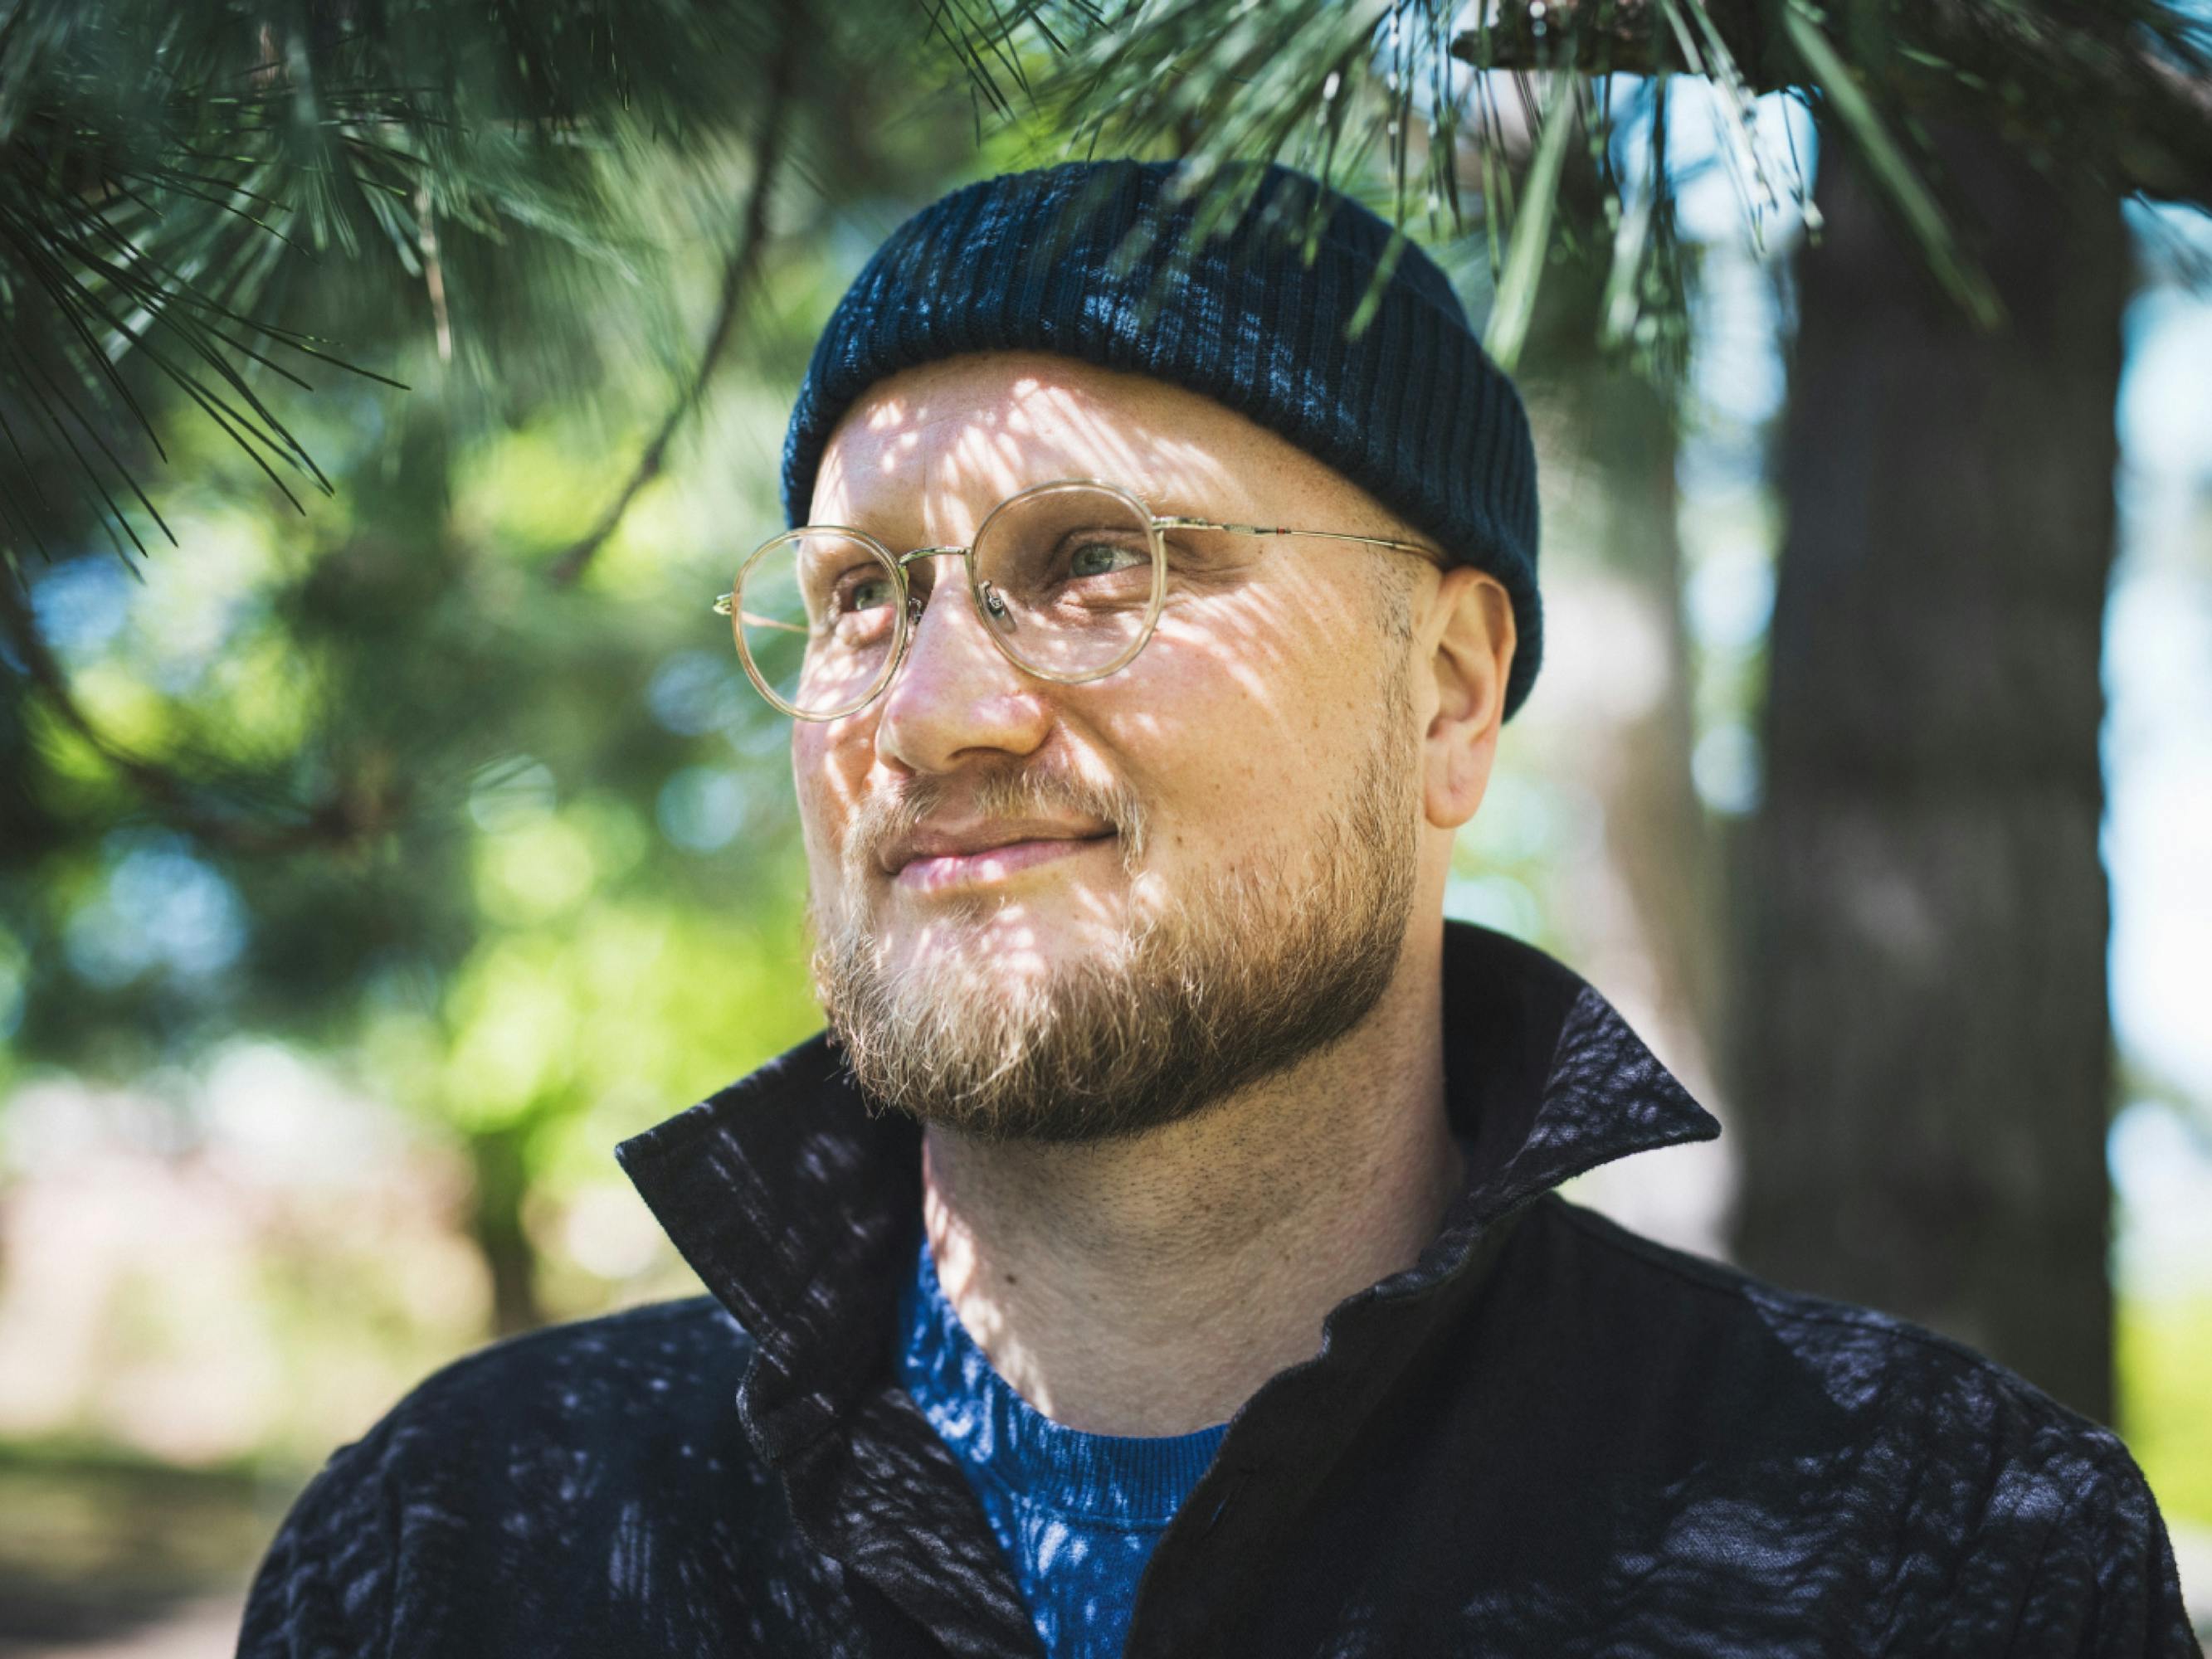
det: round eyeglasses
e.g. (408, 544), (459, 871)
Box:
(711, 478), (1444, 721)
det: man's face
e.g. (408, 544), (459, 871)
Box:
(797, 351), (1441, 1143)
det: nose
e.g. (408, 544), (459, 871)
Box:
(873, 552), (1053, 775)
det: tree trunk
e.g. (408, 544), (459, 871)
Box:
(466, 1121), (546, 1338)
(1551, 360), (1737, 1258)
(1503, 140), (1732, 1253)
(1732, 131), (2126, 1421)
(1577, 367), (1725, 1065)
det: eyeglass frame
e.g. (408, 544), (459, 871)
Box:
(711, 476), (1448, 721)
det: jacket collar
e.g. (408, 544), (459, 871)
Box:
(615, 919), (1717, 1652)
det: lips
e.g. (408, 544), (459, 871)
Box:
(879, 819), (1118, 891)
(894, 836), (1114, 893)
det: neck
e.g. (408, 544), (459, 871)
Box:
(919, 914), (1463, 1437)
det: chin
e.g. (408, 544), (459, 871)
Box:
(870, 890), (1137, 988)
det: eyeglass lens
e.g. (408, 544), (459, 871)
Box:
(733, 483), (1161, 718)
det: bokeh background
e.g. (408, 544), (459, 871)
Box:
(1, 4), (2208, 1652)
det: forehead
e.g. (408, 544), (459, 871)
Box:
(809, 351), (1323, 530)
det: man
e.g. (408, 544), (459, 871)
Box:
(238, 159), (2195, 1657)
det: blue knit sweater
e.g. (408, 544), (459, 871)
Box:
(896, 1231), (1230, 1658)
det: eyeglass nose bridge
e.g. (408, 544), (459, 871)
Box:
(894, 544), (1012, 626)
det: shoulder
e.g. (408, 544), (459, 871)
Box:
(1528, 1194), (2109, 1450)
(324, 1294), (757, 1480)
(1513, 1199), (2195, 1652)
(238, 1297), (767, 1657)
(377, 1293), (749, 1429)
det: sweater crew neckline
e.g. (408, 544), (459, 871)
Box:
(897, 1229), (1231, 1529)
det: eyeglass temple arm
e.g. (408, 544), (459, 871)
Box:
(710, 517), (1448, 611)
(1151, 515), (1447, 566)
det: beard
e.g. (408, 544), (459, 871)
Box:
(809, 679), (1423, 1146)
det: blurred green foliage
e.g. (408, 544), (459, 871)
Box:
(0, 71), (987, 1334)
(2119, 1297), (2212, 1525)
(3, 348), (836, 1328)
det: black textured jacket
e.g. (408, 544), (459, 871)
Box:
(238, 923), (2197, 1657)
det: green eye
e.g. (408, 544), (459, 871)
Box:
(1067, 539), (1148, 579)
(842, 573), (895, 612)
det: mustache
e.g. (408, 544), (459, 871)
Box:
(842, 766), (1151, 877)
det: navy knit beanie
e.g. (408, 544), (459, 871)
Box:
(782, 159), (1543, 718)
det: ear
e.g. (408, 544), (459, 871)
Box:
(1417, 567), (1516, 831)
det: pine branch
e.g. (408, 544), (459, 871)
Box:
(0, 0), (782, 562)
(546, 5), (802, 588)
(1451, 1), (2212, 212)
(978, 0), (2207, 354)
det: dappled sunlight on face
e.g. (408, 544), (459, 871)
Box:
(793, 352), (1434, 1141)
(821, 756), (1151, 986)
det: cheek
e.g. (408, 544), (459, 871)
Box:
(792, 722), (870, 865)
(1086, 591), (1373, 854)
